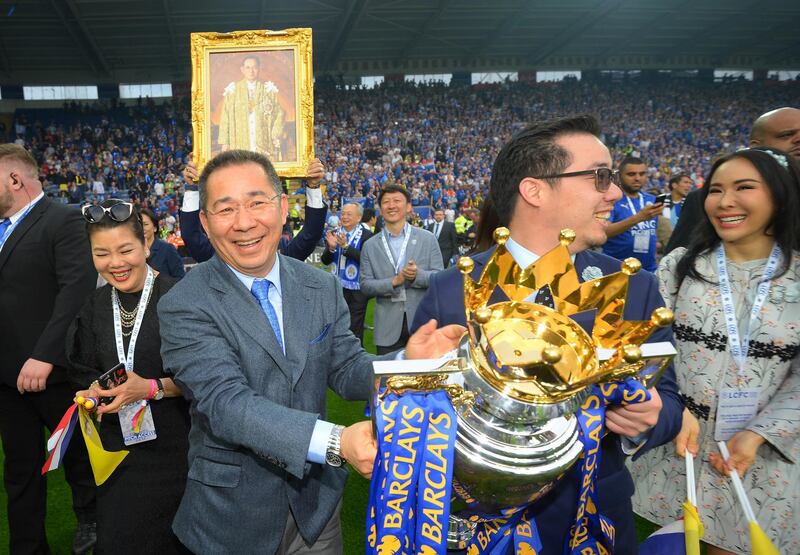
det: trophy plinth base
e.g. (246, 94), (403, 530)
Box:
(447, 515), (476, 550)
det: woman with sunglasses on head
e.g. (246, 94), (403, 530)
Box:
(139, 207), (185, 279)
(631, 148), (800, 555)
(66, 199), (190, 554)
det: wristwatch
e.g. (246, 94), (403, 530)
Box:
(325, 425), (346, 467)
(153, 378), (165, 401)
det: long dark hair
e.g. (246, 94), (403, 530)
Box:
(470, 197), (500, 254)
(675, 147), (800, 289)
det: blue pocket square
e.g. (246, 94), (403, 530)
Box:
(310, 324), (331, 344)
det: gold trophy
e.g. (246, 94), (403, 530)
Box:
(371, 228), (676, 549)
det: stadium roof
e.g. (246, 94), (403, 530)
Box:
(1, 0), (799, 84)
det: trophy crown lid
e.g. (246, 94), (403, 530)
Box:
(559, 229), (576, 246)
(462, 226), (672, 403)
(493, 227), (510, 244)
(458, 256), (475, 275)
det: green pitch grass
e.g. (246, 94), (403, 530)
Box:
(0, 300), (658, 553)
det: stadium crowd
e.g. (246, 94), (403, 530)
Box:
(1, 77), (799, 555)
(9, 78), (800, 228)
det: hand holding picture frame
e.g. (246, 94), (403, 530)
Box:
(190, 28), (314, 178)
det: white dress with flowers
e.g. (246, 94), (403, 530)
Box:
(629, 247), (800, 554)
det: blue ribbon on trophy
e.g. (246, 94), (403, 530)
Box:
(565, 377), (651, 555)
(367, 227), (678, 554)
(465, 505), (543, 555)
(461, 377), (649, 555)
(367, 390), (457, 555)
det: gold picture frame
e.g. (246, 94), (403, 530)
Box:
(190, 28), (314, 178)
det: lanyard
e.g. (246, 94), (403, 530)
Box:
(716, 244), (781, 375)
(625, 194), (648, 230)
(111, 267), (155, 372)
(380, 225), (411, 273)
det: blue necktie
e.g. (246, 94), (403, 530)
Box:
(0, 219), (11, 247)
(524, 285), (555, 309)
(251, 279), (284, 352)
(534, 285), (555, 309)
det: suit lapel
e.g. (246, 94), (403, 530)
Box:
(279, 258), (312, 386)
(208, 256), (292, 381)
(0, 197), (47, 274)
(470, 247), (510, 305)
(571, 251), (598, 335)
(406, 226), (419, 264)
(574, 252), (589, 283)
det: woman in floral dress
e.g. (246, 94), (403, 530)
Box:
(630, 147), (800, 554)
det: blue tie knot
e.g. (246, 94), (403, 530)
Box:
(251, 278), (272, 301)
(250, 278), (284, 352)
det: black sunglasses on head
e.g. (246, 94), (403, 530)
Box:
(534, 167), (620, 193)
(81, 202), (135, 224)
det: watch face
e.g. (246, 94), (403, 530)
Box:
(154, 391), (165, 401)
(325, 451), (343, 467)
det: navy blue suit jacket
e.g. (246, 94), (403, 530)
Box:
(148, 238), (185, 279)
(411, 248), (683, 555)
(179, 204), (327, 263)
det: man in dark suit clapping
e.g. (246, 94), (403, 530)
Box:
(426, 208), (459, 267)
(0, 144), (97, 554)
(321, 202), (372, 343)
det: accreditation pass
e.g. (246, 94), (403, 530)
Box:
(714, 387), (761, 441)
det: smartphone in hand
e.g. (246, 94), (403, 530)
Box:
(654, 193), (669, 206)
(96, 362), (127, 405)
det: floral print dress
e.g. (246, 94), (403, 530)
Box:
(629, 247), (800, 554)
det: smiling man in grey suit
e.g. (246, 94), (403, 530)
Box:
(360, 184), (444, 355)
(158, 150), (462, 554)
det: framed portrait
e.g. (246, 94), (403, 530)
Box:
(190, 28), (314, 178)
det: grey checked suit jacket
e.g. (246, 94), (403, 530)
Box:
(359, 225), (443, 347)
(158, 254), (376, 554)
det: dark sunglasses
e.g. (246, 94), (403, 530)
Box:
(81, 202), (135, 224)
(534, 167), (620, 192)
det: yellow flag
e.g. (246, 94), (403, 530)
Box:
(750, 521), (780, 555)
(77, 407), (129, 485)
(682, 500), (703, 555)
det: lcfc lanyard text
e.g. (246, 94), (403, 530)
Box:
(716, 244), (781, 375)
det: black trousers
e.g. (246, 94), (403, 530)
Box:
(0, 382), (96, 555)
(376, 315), (411, 355)
(343, 288), (369, 343)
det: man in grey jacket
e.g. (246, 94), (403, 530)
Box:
(158, 150), (462, 554)
(360, 184), (444, 354)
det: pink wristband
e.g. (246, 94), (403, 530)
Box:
(147, 379), (157, 401)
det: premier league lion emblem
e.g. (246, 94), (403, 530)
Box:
(376, 534), (401, 555)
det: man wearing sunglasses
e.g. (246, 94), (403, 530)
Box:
(411, 115), (682, 554)
(0, 144), (97, 554)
